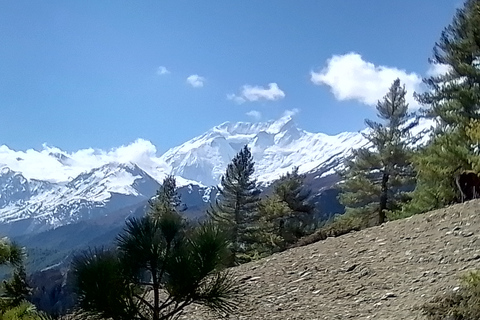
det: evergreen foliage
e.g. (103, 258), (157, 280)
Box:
(274, 167), (315, 218)
(5, 2), (480, 319)
(408, 0), (480, 213)
(208, 145), (261, 264)
(0, 302), (49, 320)
(257, 167), (315, 253)
(2, 266), (30, 308)
(72, 177), (237, 320)
(0, 239), (23, 268)
(149, 175), (183, 220)
(339, 79), (418, 225)
(466, 119), (480, 170)
(0, 239), (47, 320)
(0, 238), (31, 313)
(257, 194), (291, 253)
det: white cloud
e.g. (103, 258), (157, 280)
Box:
(186, 74), (206, 88)
(426, 63), (451, 77)
(246, 110), (262, 121)
(311, 52), (423, 109)
(0, 139), (170, 183)
(228, 83), (285, 104)
(227, 93), (246, 104)
(282, 108), (299, 118)
(156, 66), (170, 75)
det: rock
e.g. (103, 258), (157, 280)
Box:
(345, 264), (358, 272)
(239, 275), (253, 282)
(380, 292), (397, 300)
(467, 253), (480, 261)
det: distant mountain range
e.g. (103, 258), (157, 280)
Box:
(0, 115), (435, 314)
(0, 115), (432, 241)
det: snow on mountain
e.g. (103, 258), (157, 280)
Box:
(0, 115), (433, 188)
(0, 162), (162, 235)
(160, 115), (432, 186)
(160, 115), (329, 186)
(0, 140), (198, 186)
(0, 115), (434, 236)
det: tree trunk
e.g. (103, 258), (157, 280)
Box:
(379, 173), (389, 224)
(152, 272), (159, 320)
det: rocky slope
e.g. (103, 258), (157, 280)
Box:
(182, 200), (480, 320)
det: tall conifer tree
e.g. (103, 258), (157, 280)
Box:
(339, 79), (417, 224)
(409, 0), (480, 212)
(257, 167), (315, 253)
(274, 167), (314, 217)
(149, 175), (183, 221)
(209, 145), (260, 264)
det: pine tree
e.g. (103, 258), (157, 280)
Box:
(73, 216), (237, 320)
(0, 238), (32, 314)
(274, 167), (315, 217)
(149, 175), (183, 221)
(208, 145), (261, 264)
(339, 79), (417, 225)
(72, 175), (236, 320)
(467, 119), (480, 169)
(2, 266), (30, 308)
(256, 195), (290, 254)
(409, 0), (480, 212)
(257, 167), (315, 253)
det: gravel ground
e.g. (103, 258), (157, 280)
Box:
(181, 200), (480, 320)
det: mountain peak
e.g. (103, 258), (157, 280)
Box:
(0, 116), (435, 236)
(212, 115), (298, 137)
(213, 120), (270, 136)
(0, 115), (435, 189)
(160, 115), (370, 185)
(265, 115), (295, 134)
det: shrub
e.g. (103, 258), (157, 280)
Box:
(422, 270), (480, 320)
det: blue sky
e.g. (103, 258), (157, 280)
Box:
(0, 1), (458, 153)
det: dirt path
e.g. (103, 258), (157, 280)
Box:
(182, 200), (480, 320)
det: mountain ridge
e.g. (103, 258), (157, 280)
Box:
(0, 115), (433, 237)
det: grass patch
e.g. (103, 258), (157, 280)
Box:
(422, 270), (480, 320)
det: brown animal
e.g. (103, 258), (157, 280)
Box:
(455, 170), (480, 202)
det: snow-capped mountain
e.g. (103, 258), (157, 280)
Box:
(0, 115), (433, 237)
(160, 115), (366, 186)
(160, 115), (432, 186)
(0, 163), (159, 236)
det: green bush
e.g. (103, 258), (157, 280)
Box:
(422, 270), (480, 320)
(0, 302), (52, 320)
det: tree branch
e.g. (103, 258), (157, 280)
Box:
(160, 298), (192, 320)
(133, 293), (155, 313)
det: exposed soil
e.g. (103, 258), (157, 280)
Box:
(182, 200), (480, 320)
